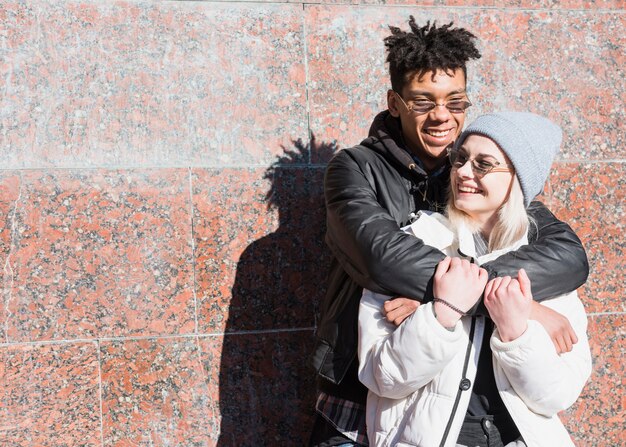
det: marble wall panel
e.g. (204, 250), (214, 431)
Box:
(199, 330), (316, 445)
(0, 341), (101, 446)
(561, 314), (625, 446)
(306, 7), (624, 161)
(469, 12), (624, 161)
(0, 173), (21, 342)
(0, 1), (307, 168)
(100, 337), (213, 447)
(357, 0), (625, 8)
(202, 0), (626, 5)
(305, 6), (391, 161)
(548, 162), (625, 313)
(193, 163), (327, 334)
(5, 169), (195, 342)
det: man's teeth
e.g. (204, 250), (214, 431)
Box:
(425, 129), (450, 137)
(459, 186), (481, 193)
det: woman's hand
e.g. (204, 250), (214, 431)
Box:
(484, 269), (532, 342)
(433, 256), (488, 328)
(383, 298), (420, 326)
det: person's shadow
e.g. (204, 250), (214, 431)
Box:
(216, 136), (337, 445)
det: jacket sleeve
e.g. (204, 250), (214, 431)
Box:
(490, 291), (592, 417)
(358, 289), (465, 399)
(324, 150), (444, 299)
(480, 201), (589, 301)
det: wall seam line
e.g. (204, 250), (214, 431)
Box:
(3, 172), (23, 344)
(97, 339), (105, 447)
(188, 167), (200, 336)
(0, 160), (624, 172)
(302, 1), (312, 164)
(0, 327), (318, 348)
(188, 170), (211, 436)
(300, 3), (625, 12)
(0, 164), (339, 171)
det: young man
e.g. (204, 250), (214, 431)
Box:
(309, 18), (589, 446)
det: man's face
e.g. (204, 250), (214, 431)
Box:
(388, 68), (468, 170)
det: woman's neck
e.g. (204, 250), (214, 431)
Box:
(473, 212), (498, 241)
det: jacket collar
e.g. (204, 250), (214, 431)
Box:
(366, 110), (424, 175)
(407, 211), (455, 251)
(475, 233), (528, 265)
(409, 211), (529, 264)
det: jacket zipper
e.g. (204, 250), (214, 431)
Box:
(439, 317), (477, 447)
(407, 164), (429, 207)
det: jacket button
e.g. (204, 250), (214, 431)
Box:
(482, 418), (492, 430)
(459, 378), (471, 391)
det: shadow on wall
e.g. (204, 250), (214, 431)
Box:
(216, 136), (338, 445)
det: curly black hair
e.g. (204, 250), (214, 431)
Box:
(385, 17), (481, 92)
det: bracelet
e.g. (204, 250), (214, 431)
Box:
(433, 298), (468, 317)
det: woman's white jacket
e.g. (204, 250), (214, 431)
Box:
(358, 212), (592, 447)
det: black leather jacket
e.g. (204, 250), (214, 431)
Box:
(311, 111), (589, 402)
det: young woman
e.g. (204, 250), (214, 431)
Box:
(358, 112), (592, 447)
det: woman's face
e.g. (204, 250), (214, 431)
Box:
(451, 134), (515, 229)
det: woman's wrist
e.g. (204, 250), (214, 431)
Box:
(433, 299), (463, 328)
(431, 302), (456, 331)
(433, 298), (468, 316)
(496, 321), (528, 342)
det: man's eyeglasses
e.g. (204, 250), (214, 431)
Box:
(447, 147), (514, 177)
(393, 91), (472, 115)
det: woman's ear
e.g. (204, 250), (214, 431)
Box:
(387, 90), (401, 118)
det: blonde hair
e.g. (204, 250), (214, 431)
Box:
(447, 176), (532, 252)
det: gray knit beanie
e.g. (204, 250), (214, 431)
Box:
(454, 112), (562, 207)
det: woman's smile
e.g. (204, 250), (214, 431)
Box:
(457, 184), (484, 195)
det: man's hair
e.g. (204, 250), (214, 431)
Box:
(385, 17), (481, 92)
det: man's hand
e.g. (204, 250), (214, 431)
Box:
(383, 298), (420, 326)
(484, 269), (532, 342)
(530, 300), (578, 354)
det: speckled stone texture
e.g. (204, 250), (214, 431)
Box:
(0, 1), (307, 168)
(549, 163), (625, 313)
(200, 331), (316, 445)
(100, 337), (213, 446)
(193, 163), (328, 334)
(0, 342), (101, 445)
(0, 0), (624, 445)
(0, 173), (20, 342)
(4, 169), (196, 342)
(561, 314), (626, 445)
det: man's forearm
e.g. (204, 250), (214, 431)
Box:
(325, 152), (444, 300)
(481, 201), (588, 301)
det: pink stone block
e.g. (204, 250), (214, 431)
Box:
(100, 337), (214, 446)
(0, 173), (21, 342)
(306, 6), (393, 156)
(193, 165), (325, 334)
(0, 342), (101, 446)
(0, 2), (307, 168)
(357, 0), (625, 7)
(199, 331), (316, 444)
(561, 314), (625, 446)
(5, 169), (195, 342)
(193, 168), (275, 334)
(549, 163), (625, 313)
(469, 11), (624, 160)
(306, 7), (624, 160)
